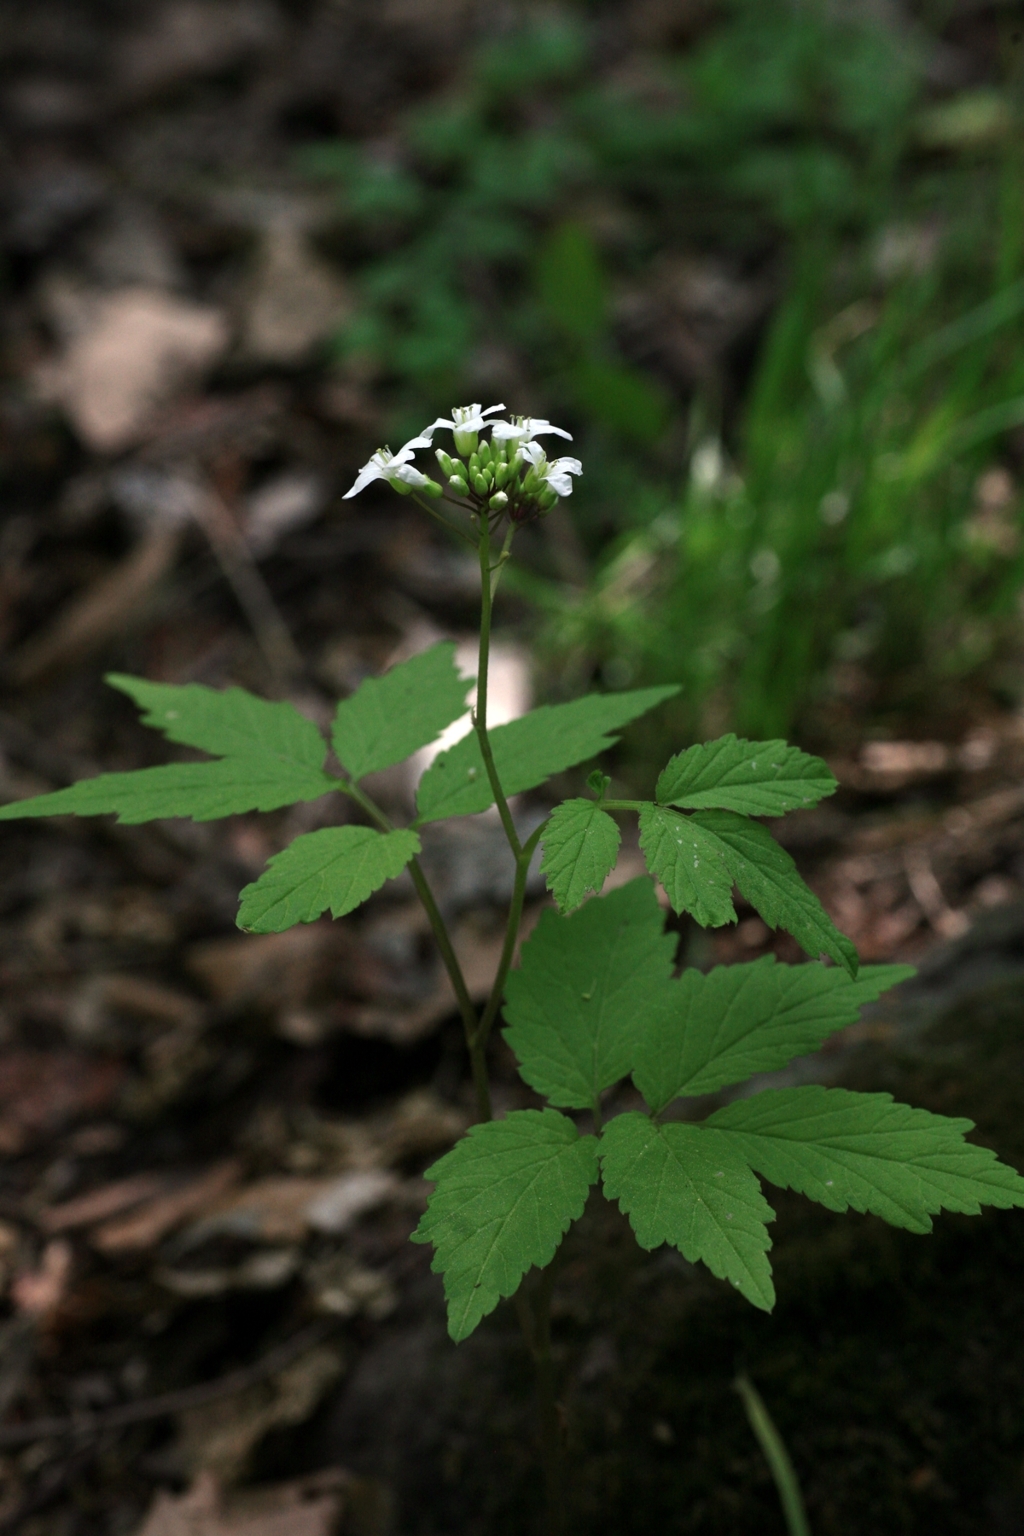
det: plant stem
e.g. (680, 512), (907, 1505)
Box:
(735, 1372), (812, 1536)
(475, 517), (523, 859)
(475, 820), (546, 1052)
(341, 779), (490, 1121)
(409, 491), (478, 548)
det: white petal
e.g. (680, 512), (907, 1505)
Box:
(342, 460), (385, 498)
(401, 434), (437, 453)
(490, 421), (523, 441)
(534, 420), (572, 440)
(520, 441), (546, 466)
(547, 457), (582, 477)
(390, 464), (432, 489)
(545, 471), (575, 496)
(422, 417), (456, 436)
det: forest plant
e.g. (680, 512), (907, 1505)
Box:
(4, 409), (1024, 1531)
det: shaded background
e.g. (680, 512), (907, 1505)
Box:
(2, 2), (1024, 1534)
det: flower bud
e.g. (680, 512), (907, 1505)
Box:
(478, 441), (492, 467)
(538, 488), (558, 511)
(472, 470), (489, 496)
(468, 451), (482, 477)
(422, 478), (444, 499)
(435, 448), (454, 478)
(489, 491), (508, 510)
(494, 461), (511, 489)
(449, 474), (470, 496)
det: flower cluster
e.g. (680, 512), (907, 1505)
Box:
(343, 404), (581, 525)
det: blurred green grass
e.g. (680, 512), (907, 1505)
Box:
(300, 0), (1024, 745)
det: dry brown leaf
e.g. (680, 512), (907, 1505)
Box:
(187, 927), (346, 1011)
(134, 1470), (347, 1536)
(92, 1161), (243, 1254)
(0, 1051), (126, 1154)
(41, 1172), (171, 1234)
(35, 286), (228, 452)
(9, 524), (184, 685)
(11, 1238), (73, 1318)
(176, 1349), (344, 1483)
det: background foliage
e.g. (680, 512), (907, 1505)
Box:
(302, 0), (1024, 745)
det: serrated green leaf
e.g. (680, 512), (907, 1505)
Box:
(691, 810), (859, 976)
(332, 642), (472, 782)
(411, 1109), (599, 1341)
(600, 1112), (775, 1310)
(107, 674), (328, 767)
(415, 686), (678, 822)
(540, 799), (621, 912)
(656, 734), (837, 816)
(0, 676), (336, 824)
(0, 760), (336, 825)
(706, 1086), (1024, 1232)
(638, 803), (737, 926)
(503, 880), (676, 1111)
(237, 827), (420, 932)
(634, 957), (915, 1113)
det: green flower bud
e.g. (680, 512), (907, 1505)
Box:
(489, 491), (509, 510)
(495, 461), (511, 489)
(453, 428), (478, 457)
(450, 458), (467, 478)
(478, 441), (492, 467)
(472, 470), (489, 496)
(538, 488), (558, 511)
(468, 451), (482, 477)
(435, 448), (454, 478)
(449, 474), (470, 496)
(422, 478), (444, 499)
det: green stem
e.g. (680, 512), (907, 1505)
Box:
(735, 1373), (812, 1536)
(409, 492), (478, 548)
(475, 820), (546, 1052)
(475, 518), (523, 859)
(342, 779), (489, 1121)
(408, 858), (491, 1123)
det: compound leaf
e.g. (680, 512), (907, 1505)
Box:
(690, 810), (858, 976)
(415, 686), (678, 822)
(332, 642), (472, 782)
(540, 799), (621, 912)
(237, 826), (420, 932)
(503, 880), (676, 1111)
(600, 1112), (775, 1310)
(0, 675), (336, 824)
(412, 1109), (599, 1341)
(634, 957), (914, 1112)
(656, 734), (837, 816)
(707, 1086), (1024, 1232)
(638, 803), (736, 926)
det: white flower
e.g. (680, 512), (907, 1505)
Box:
(521, 440), (583, 497)
(491, 415), (572, 452)
(342, 435), (434, 499)
(422, 403), (504, 455)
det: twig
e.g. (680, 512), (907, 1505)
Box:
(0, 1317), (339, 1450)
(191, 485), (305, 689)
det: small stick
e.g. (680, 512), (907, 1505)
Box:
(0, 1317), (339, 1450)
